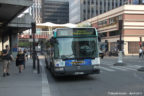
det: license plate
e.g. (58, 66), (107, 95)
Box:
(71, 61), (84, 65)
(74, 72), (84, 75)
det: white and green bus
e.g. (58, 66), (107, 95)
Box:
(45, 28), (100, 76)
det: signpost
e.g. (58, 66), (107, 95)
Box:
(31, 22), (36, 69)
(114, 20), (125, 66)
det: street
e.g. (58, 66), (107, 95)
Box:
(41, 56), (144, 96)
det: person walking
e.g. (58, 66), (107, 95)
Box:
(139, 47), (143, 58)
(24, 48), (28, 60)
(16, 49), (25, 73)
(2, 45), (13, 77)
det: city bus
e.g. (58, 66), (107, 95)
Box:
(45, 28), (100, 76)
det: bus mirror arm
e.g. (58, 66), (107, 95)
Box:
(98, 36), (101, 42)
(50, 37), (58, 45)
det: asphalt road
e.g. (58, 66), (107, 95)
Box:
(41, 56), (144, 96)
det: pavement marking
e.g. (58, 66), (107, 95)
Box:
(100, 65), (144, 72)
(41, 61), (51, 96)
(132, 65), (143, 68)
(115, 66), (136, 71)
(121, 66), (136, 71)
(133, 73), (144, 82)
(33, 70), (37, 74)
(100, 66), (115, 72)
(110, 66), (127, 71)
(126, 65), (141, 69)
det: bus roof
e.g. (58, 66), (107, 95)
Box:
(54, 27), (97, 30)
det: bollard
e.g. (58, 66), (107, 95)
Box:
(37, 56), (40, 74)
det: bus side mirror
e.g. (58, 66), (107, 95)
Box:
(98, 36), (101, 42)
(50, 37), (58, 45)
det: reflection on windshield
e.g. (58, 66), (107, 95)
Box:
(54, 38), (98, 59)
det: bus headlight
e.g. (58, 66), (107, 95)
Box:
(54, 67), (64, 71)
(91, 58), (100, 65)
(93, 65), (100, 69)
(54, 59), (65, 67)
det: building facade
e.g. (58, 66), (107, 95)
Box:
(69, 0), (143, 23)
(80, 5), (144, 55)
(30, 0), (42, 23)
(0, 0), (32, 57)
(42, 0), (69, 24)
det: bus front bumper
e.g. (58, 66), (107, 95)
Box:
(53, 65), (100, 76)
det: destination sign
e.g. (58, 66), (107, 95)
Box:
(56, 28), (96, 37)
(73, 29), (95, 36)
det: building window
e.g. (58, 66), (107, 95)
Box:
(112, 0), (114, 8)
(91, 8), (94, 17)
(108, 2), (110, 10)
(109, 31), (120, 36)
(83, 0), (86, 4)
(118, 15), (123, 20)
(98, 21), (102, 26)
(115, 2), (118, 7)
(119, 0), (122, 5)
(91, 0), (94, 4)
(100, 1), (102, 5)
(99, 32), (107, 37)
(109, 17), (117, 24)
(88, 0), (90, 5)
(96, 0), (98, 5)
(100, 9), (102, 14)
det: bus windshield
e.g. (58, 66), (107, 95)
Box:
(54, 37), (98, 59)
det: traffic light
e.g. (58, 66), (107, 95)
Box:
(35, 42), (38, 46)
(119, 20), (123, 30)
(117, 40), (124, 50)
(31, 22), (36, 33)
(117, 40), (124, 44)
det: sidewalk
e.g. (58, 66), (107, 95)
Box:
(0, 58), (42, 96)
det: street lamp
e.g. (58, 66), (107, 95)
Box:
(29, 35), (32, 58)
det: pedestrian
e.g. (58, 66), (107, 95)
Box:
(2, 45), (14, 77)
(139, 47), (143, 58)
(16, 49), (25, 73)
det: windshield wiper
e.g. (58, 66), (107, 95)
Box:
(74, 56), (95, 60)
(61, 54), (74, 60)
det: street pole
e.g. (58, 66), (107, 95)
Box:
(30, 35), (32, 58)
(114, 20), (125, 66)
(139, 37), (142, 47)
(31, 22), (36, 69)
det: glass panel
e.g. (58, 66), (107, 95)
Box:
(56, 28), (96, 37)
(54, 37), (98, 59)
